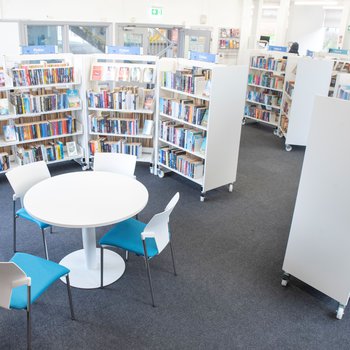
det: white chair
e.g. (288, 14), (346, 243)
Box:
(93, 152), (137, 178)
(0, 252), (75, 350)
(99, 192), (180, 307)
(5, 161), (52, 259)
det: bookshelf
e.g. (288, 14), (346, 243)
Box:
(86, 54), (158, 171)
(277, 57), (333, 151)
(243, 52), (287, 129)
(0, 54), (86, 174)
(157, 57), (248, 201)
(217, 28), (240, 65)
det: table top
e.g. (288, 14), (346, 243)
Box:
(23, 171), (149, 228)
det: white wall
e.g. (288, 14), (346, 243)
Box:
(0, 0), (242, 27)
(0, 22), (20, 55)
(0, 0), (243, 55)
(286, 5), (325, 55)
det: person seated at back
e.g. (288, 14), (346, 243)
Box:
(289, 42), (299, 55)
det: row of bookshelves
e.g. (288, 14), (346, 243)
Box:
(0, 54), (246, 202)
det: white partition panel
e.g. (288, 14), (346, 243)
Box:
(283, 96), (350, 306)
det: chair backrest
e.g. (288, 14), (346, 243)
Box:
(93, 152), (137, 178)
(142, 192), (180, 254)
(0, 262), (30, 310)
(5, 161), (51, 203)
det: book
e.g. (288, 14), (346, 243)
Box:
(0, 70), (6, 87)
(66, 141), (79, 157)
(143, 67), (155, 83)
(118, 67), (130, 81)
(3, 124), (17, 142)
(130, 67), (142, 82)
(0, 152), (10, 171)
(103, 65), (117, 81)
(143, 89), (155, 110)
(0, 98), (9, 115)
(67, 89), (80, 108)
(142, 120), (154, 135)
(91, 65), (103, 81)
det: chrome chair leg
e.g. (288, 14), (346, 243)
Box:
(142, 240), (155, 307)
(65, 275), (75, 320)
(13, 200), (17, 253)
(41, 229), (49, 260)
(125, 250), (129, 261)
(27, 285), (31, 350)
(100, 246), (104, 288)
(169, 241), (177, 276)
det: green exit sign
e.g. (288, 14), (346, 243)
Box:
(150, 7), (162, 16)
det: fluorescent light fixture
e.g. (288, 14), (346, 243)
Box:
(262, 5), (280, 8)
(295, 1), (338, 5)
(323, 5), (343, 9)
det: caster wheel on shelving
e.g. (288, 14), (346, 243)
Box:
(281, 279), (288, 287)
(149, 165), (154, 174)
(158, 169), (165, 178)
(273, 129), (278, 136)
(228, 183), (233, 193)
(81, 165), (88, 171)
(242, 117), (246, 126)
(200, 196), (205, 202)
(336, 305), (345, 320)
(285, 144), (292, 152)
(278, 131), (284, 138)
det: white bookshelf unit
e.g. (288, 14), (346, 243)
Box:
(0, 53), (86, 174)
(282, 96), (350, 320)
(278, 57), (333, 151)
(157, 57), (248, 201)
(243, 52), (287, 129)
(86, 54), (158, 171)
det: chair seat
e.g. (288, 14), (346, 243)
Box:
(99, 218), (159, 258)
(9, 253), (69, 310)
(17, 208), (50, 229)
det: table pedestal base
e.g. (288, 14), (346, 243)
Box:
(60, 248), (125, 289)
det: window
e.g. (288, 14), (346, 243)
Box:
(22, 23), (112, 54)
(27, 25), (63, 52)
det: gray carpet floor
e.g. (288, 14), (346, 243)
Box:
(1, 122), (349, 350)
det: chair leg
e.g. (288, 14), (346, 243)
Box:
(50, 226), (53, 234)
(65, 275), (75, 320)
(169, 241), (177, 276)
(100, 246), (104, 288)
(13, 200), (17, 253)
(142, 240), (155, 307)
(41, 229), (49, 260)
(125, 250), (129, 261)
(27, 285), (31, 350)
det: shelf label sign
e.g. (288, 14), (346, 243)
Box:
(329, 48), (348, 55)
(189, 51), (217, 63)
(306, 50), (314, 57)
(268, 45), (287, 52)
(106, 45), (142, 55)
(21, 45), (57, 54)
(150, 7), (163, 16)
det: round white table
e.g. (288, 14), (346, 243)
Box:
(23, 171), (149, 289)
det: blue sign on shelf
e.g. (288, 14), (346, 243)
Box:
(106, 46), (142, 55)
(306, 49), (314, 57)
(189, 51), (217, 63)
(329, 48), (348, 55)
(21, 45), (57, 54)
(268, 45), (287, 53)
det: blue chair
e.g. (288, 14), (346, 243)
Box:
(5, 161), (53, 259)
(99, 192), (180, 307)
(0, 253), (75, 350)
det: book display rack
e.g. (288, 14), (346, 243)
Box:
(243, 52), (287, 129)
(157, 57), (247, 201)
(276, 56), (333, 151)
(0, 54), (85, 173)
(87, 54), (158, 171)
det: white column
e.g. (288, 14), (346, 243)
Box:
(82, 227), (97, 269)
